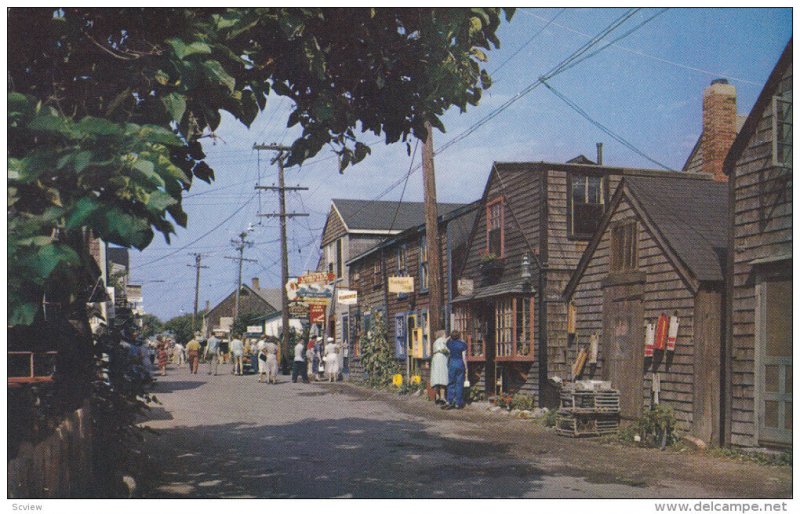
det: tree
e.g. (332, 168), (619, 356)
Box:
(359, 311), (398, 387)
(139, 313), (164, 339)
(163, 313), (195, 345)
(8, 7), (513, 325)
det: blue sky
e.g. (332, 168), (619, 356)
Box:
(127, 7), (792, 320)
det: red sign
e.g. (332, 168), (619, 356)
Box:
(309, 304), (326, 324)
(298, 272), (335, 285)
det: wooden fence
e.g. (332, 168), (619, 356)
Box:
(7, 402), (93, 498)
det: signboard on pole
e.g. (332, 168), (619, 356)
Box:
(298, 272), (336, 284)
(286, 277), (334, 302)
(287, 301), (309, 319)
(309, 304), (326, 324)
(337, 289), (358, 305)
(388, 276), (414, 294)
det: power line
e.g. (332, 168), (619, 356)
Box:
(490, 8), (566, 77)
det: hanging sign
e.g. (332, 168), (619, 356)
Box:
(388, 276), (414, 294)
(298, 272), (336, 285)
(457, 278), (474, 296)
(288, 301), (309, 319)
(246, 325), (263, 334)
(286, 276), (334, 302)
(337, 289), (358, 305)
(309, 304), (326, 324)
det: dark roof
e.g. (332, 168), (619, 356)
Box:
(252, 287), (282, 311)
(724, 40), (792, 174)
(625, 176), (728, 282)
(567, 154), (596, 165)
(332, 199), (467, 231)
(452, 279), (534, 303)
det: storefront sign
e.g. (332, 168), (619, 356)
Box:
(246, 325), (263, 334)
(388, 276), (414, 294)
(309, 304), (326, 324)
(458, 278), (474, 296)
(286, 277), (334, 302)
(337, 289), (358, 305)
(297, 272), (336, 285)
(288, 301), (309, 319)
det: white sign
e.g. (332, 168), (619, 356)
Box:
(388, 276), (414, 294)
(337, 289), (358, 305)
(458, 278), (474, 296)
(246, 325), (263, 334)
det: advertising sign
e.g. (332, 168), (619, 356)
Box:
(298, 272), (336, 285)
(309, 304), (326, 324)
(246, 325), (263, 334)
(337, 289), (358, 305)
(388, 276), (414, 294)
(286, 276), (334, 302)
(457, 278), (474, 296)
(287, 301), (309, 319)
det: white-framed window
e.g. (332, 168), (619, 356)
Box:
(570, 173), (605, 239)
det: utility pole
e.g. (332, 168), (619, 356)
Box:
(254, 143), (309, 365)
(422, 121), (443, 334)
(187, 253), (209, 333)
(225, 230), (257, 320)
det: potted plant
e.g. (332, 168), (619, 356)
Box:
(479, 252), (504, 281)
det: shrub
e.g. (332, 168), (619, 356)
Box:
(510, 393), (536, 411)
(359, 312), (398, 387)
(618, 404), (681, 448)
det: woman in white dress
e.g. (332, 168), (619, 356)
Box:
(323, 337), (339, 382)
(430, 330), (449, 404)
(264, 339), (279, 384)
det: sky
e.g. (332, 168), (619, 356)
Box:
(126, 7), (792, 321)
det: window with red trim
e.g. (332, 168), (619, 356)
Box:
(495, 297), (534, 361)
(486, 198), (504, 257)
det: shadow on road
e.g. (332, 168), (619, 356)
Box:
(138, 417), (546, 498)
(150, 380), (206, 393)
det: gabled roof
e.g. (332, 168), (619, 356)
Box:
(724, 40), (793, 174)
(331, 198), (467, 232)
(565, 174), (728, 299)
(251, 287), (282, 311)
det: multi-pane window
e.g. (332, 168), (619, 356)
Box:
(373, 260), (381, 288)
(496, 298), (514, 357)
(516, 298), (533, 357)
(419, 235), (429, 291)
(773, 93), (792, 168)
(610, 221), (638, 272)
(326, 243), (335, 274)
(453, 305), (483, 358)
(571, 174), (605, 238)
(486, 198), (504, 257)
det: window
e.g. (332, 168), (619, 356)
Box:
(773, 93), (792, 168)
(397, 244), (408, 275)
(454, 305), (483, 359)
(336, 238), (344, 279)
(419, 235), (429, 292)
(326, 243), (335, 274)
(372, 260), (382, 289)
(420, 309), (431, 358)
(486, 198), (504, 257)
(516, 298), (533, 356)
(610, 222), (638, 272)
(395, 313), (407, 358)
(570, 174), (605, 238)
(496, 299), (514, 358)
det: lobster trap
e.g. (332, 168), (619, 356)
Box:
(556, 381), (620, 438)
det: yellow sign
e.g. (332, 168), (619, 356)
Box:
(388, 276), (414, 294)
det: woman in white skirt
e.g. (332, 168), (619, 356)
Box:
(323, 337), (339, 382)
(263, 339), (279, 384)
(430, 330), (449, 405)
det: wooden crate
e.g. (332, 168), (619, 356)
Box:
(556, 411), (619, 438)
(560, 389), (620, 414)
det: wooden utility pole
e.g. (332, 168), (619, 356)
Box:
(254, 144), (309, 365)
(187, 253), (209, 333)
(225, 230), (256, 320)
(422, 121), (443, 334)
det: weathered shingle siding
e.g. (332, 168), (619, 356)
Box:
(571, 197), (698, 428)
(729, 60), (793, 447)
(321, 206), (348, 247)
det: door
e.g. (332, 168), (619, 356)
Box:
(603, 288), (644, 419)
(757, 279), (792, 445)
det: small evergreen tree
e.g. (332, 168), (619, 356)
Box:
(359, 311), (398, 387)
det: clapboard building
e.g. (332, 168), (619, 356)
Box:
(204, 277), (281, 336)
(723, 42), (792, 448)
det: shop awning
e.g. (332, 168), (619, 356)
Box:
(452, 280), (534, 303)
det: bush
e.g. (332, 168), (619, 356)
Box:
(469, 386), (485, 403)
(510, 393), (536, 411)
(619, 404), (680, 448)
(543, 408), (558, 428)
(359, 312), (398, 387)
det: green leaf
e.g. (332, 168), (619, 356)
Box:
(154, 70), (171, 85)
(26, 243), (80, 278)
(162, 93), (187, 123)
(8, 92), (34, 118)
(136, 125), (183, 147)
(9, 302), (39, 326)
(192, 161), (214, 183)
(203, 60), (236, 93)
(65, 196), (101, 229)
(78, 116), (124, 137)
(167, 38), (212, 60)
(146, 190), (178, 212)
(73, 151), (93, 173)
(28, 114), (75, 138)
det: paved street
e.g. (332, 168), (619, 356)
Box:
(136, 365), (791, 499)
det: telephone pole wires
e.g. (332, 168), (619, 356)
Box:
(254, 143), (309, 364)
(187, 253), (209, 333)
(225, 229), (257, 320)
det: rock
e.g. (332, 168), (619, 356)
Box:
(510, 409), (521, 417)
(121, 475), (136, 498)
(633, 434), (642, 443)
(499, 410), (510, 416)
(682, 434), (707, 450)
(520, 410), (532, 419)
(489, 406), (502, 413)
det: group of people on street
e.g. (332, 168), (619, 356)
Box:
(430, 329), (469, 410)
(293, 335), (342, 383)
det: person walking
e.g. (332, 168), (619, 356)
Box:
(230, 334), (244, 375)
(173, 340), (186, 368)
(264, 338), (279, 384)
(323, 337), (339, 383)
(292, 339), (309, 383)
(444, 330), (468, 410)
(430, 330), (449, 405)
(313, 336), (324, 381)
(205, 332), (221, 376)
(156, 335), (169, 376)
(186, 334), (201, 374)
(306, 335), (317, 380)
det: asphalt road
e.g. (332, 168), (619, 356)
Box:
(136, 364), (792, 499)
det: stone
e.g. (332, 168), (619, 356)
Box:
(682, 434), (707, 450)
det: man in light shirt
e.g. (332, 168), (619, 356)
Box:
(230, 334), (244, 375)
(205, 332), (221, 376)
(292, 339), (309, 383)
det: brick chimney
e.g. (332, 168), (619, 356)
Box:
(701, 79), (736, 182)
(251, 277), (260, 290)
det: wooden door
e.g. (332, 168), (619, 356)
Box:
(757, 278), (792, 446)
(603, 289), (644, 419)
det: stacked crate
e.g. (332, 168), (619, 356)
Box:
(556, 382), (620, 437)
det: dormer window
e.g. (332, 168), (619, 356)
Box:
(569, 173), (605, 239)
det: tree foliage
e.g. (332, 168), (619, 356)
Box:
(139, 313), (164, 339)
(8, 8), (513, 325)
(359, 311), (398, 387)
(163, 313), (195, 345)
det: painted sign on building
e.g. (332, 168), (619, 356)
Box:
(288, 301), (309, 319)
(246, 325), (263, 334)
(309, 304), (326, 324)
(337, 289), (358, 305)
(388, 276), (414, 294)
(457, 278), (474, 296)
(286, 275), (334, 303)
